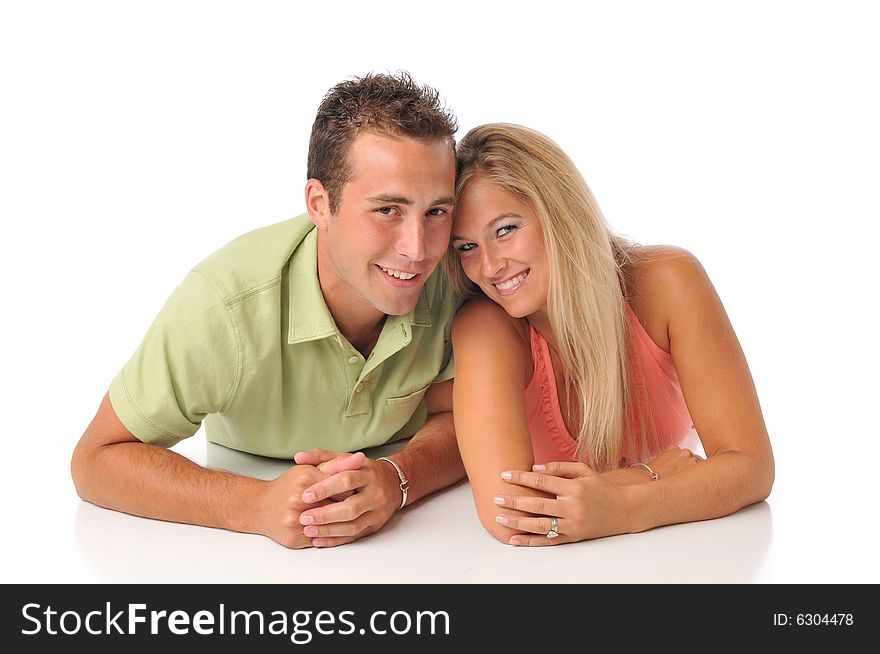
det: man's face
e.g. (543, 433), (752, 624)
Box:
(314, 131), (456, 320)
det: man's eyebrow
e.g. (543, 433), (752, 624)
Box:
(367, 194), (413, 205)
(366, 195), (455, 206)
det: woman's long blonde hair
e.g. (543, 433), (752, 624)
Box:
(443, 123), (653, 471)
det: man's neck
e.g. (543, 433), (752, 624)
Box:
(322, 291), (387, 358)
(315, 239), (389, 357)
(346, 316), (387, 358)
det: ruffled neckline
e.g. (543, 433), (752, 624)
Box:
(527, 323), (581, 461)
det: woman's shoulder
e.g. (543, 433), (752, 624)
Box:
(455, 295), (529, 335)
(624, 245), (713, 351)
(452, 297), (533, 386)
(626, 245), (708, 290)
(454, 296), (530, 339)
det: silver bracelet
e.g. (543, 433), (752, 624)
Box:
(376, 457), (409, 510)
(629, 462), (660, 481)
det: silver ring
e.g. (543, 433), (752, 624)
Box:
(546, 516), (559, 539)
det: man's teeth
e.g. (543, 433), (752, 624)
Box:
(380, 266), (417, 280)
(495, 272), (528, 290)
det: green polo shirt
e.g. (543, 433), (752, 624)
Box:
(109, 215), (455, 458)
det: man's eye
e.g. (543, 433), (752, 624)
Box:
(456, 243), (476, 252)
(377, 207), (395, 215)
(427, 207), (449, 217)
(497, 224), (517, 237)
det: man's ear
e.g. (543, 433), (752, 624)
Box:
(305, 179), (331, 229)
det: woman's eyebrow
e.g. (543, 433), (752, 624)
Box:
(452, 212), (522, 241)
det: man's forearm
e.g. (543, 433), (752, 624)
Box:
(73, 441), (265, 534)
(384, 411), (465, 506)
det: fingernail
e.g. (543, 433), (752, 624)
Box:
(532, 464), (545, 472)
(313, 539), (326, 547)
(300, 514), (314, 525)
(495, 515), (509, 525)
(494, 496), (505, 506)
(509, 537), (522, 546)
(501, 471), (512, 480)
(304, 527), (318, 537)
(303, 492), (316, 503)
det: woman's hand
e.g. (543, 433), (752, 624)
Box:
(642, 444), (704, 479)
(494, 462), (635, 546)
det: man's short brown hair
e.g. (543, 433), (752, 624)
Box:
(307, 72), (458, 213)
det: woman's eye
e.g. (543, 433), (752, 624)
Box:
(497, 224), (517, 237)
(456, 242), (476, 252)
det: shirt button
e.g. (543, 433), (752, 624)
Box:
(348, 355), (359, 364)
(355, 383), (364, 393)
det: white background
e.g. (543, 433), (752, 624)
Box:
(1, 0), (878, 584)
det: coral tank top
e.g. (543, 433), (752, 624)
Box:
(524, 304), (696, 465)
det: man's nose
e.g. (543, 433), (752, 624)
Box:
(396, 217), (426, 262)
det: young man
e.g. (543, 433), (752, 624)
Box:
(71, 73), (464, 549)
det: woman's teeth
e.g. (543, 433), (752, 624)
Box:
(495, 271), (528, 290)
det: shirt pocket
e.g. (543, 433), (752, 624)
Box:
(382, 383), (431, 433)
(385, 384), (430, 410)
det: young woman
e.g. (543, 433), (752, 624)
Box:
(447, 123), (774, 546)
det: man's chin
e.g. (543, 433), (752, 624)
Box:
(375, 293), (422, 317)
(380, 303), (419, 317)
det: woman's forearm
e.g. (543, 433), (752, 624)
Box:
(600, 467), (650, 486)
(623, 449), (774, 533)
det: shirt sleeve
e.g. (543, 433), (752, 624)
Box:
(108, 269), (240, 447)
(430, 272), (456, 384)
(433, 339), (455, 383)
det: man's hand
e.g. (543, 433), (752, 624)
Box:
(256, 452), (366, 549)
(292, 448), (402, 548)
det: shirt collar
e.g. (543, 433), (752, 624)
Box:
(288, 228), (337, 344)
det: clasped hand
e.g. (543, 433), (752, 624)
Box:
(260, 448), (401, 549)
(494, 462), (631, 546)
(495, 445), (702, 546)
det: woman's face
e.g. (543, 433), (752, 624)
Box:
(452, 175), (549, 318)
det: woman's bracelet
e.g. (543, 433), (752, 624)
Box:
(629, 462), (659, 481)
